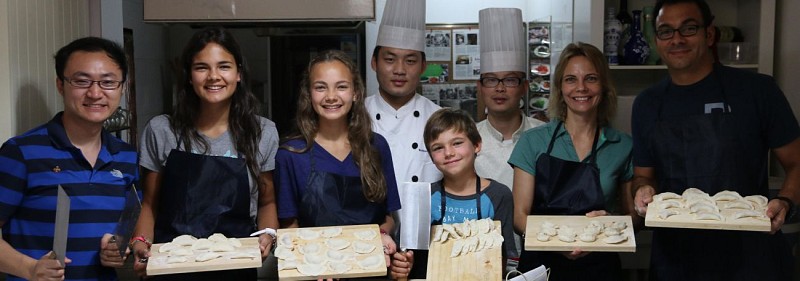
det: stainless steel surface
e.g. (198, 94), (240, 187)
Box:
(53, 185), (70, 266)
(144, 0), (374, 22)
(397, 183), (432, 250)
(113, 184), (142, 257)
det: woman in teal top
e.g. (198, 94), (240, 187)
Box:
(508, 42), (635, 280)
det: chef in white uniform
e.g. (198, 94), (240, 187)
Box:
(366, 0), (442, 191)
(474, 8), (545, 191)
(473, 8), (545, 271)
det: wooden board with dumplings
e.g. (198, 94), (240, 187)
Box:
(147, 234), (261, 275)
(275, 224), (387, 280)
(426, 218), (504, 281)
(524, 215), (636, 252)
(645, 188), (771, 232)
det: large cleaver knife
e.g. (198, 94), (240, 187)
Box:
(113, 184), (141, 257)
(397, 182), (432, 251)
(52, 185), (70, 266)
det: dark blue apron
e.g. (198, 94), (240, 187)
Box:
(519, 122), (621, 281)
(647, 68), (792, 281)
(151, 135), (256, 280)
(297, 144), (385, 227)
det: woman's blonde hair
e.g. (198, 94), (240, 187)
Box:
(547, 42), (617, 126)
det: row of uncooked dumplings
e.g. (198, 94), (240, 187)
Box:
(275, 229), (383, 276)
(278, 254), (385, 276)
(432, 218), (498, 243)
(160, 233), (256, 264)
(535, 220), (628, 244)
(654, 189), (769, 221)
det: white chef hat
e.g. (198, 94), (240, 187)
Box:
(376, 0), (426, 52)
(479, 8), (527, 73)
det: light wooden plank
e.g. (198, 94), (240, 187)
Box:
(644, 202), (771, 232)
(524, 215), (636, 252)
(147, 237), (262, 275)
(426, 221), (503, 281)
(277, 224), (387, 280)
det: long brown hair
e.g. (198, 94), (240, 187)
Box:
(172, 27), (263, 181)
(283, 50), (387, 202)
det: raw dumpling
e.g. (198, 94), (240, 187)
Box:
(296, 263), (326, 276)
(303, 253), (327, 265)
(328, 262), (352, 274)
(169, 247), (193, 256)
(357, 255), (384, 269)
(536, 232), (551, 242)
(166, 256), (187, 264)
(557, 233), (576, 243)
(578, 232), (597, 242)
(442, 224), (461, 240)
(208, 233), (228, 242)
(659, 209), (680, 220)
(432, 225), (445, 242)
(695, 212), (723, 221)
(297, 229), (321, 240)
(211, 241), (235, 252)
(191, 238), (213, 251)
(450, 239), (465, 257)
(712, 191), (742, 201)
(353, 241), (376, 254)
(172, 234), (197, 246)
(654, 192), (682, 201)
(158, 242), (179, 253)
(540, 221), (557, 229)
(689, 202), (718, 214)
(582, 225), (602, 236)
(602, 227), (621, 237)
(730, 210), (766, 220)
(723, 200), (755, 210)
(278, 234), (295, 249)
(321, 227), (342, 238)
(659, 200), (683, 209)
(298, 242), (323, 255)
(744, 195), (768, 207)
(324, 238), (350, 250)
(610, 221), (627, 231)
(602, 234), (628, 244)
(682, 188), (707, 197)
(195, 252), (222, 262)
(273, 246), (297, 261)
(353, 229), (378, 241)
(540, 226), (557, 236)
(326, 249), (353, 261)
(229, 252), (258, 259)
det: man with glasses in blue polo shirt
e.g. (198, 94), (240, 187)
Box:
(630, 0), (800, 280)
(0, 37), (138, 281)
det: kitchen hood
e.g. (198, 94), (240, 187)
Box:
(144, 0), (374, 23)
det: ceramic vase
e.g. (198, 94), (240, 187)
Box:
(623, 10), (650, 65)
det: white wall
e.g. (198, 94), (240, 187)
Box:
(0, 0), (90, 138)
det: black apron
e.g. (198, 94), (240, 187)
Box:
(152, 135), (256, 280)
(297, 145), (385, 227)
(409, 177), (483, 279)
(648, 69), (792, 281)
(519, 122), (621, 281)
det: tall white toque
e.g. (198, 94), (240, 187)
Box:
(376, 0), (426, 52)
(479, 8), (527, 73)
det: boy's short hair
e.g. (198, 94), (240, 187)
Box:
(423, 108), (482, 153)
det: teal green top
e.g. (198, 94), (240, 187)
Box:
(508, 121), (633, 212)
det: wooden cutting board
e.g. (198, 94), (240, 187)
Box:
(147, 237), (261, 275)
(645, 202), (771, 231)
(425, 221), (502, 281)
(524, 215), (636, 252)
(277, 224), (387, 280)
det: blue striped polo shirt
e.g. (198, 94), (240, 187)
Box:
(0, 112), (139, 281)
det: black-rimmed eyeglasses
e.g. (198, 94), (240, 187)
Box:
(656, 25), (702, 40)
(479, 77), (524, 88)
(63, 78), (124, 90)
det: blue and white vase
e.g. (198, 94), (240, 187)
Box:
(623, 10), (650, 65)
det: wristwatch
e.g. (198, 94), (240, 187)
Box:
(774, 196), (796, 220)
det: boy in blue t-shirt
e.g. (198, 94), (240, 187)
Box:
(390, 108), (516, 279)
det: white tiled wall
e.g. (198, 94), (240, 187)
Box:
(0, 0), (89, 139)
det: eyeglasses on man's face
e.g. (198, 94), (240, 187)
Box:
(656, 24), (702, 40)
(480, 77), (524, 88)
(63, 78), (123, 90)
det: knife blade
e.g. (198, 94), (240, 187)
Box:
(113, 184), (142, 257)
(53, 185), (70, 266)
(397, 182), (432, 250)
